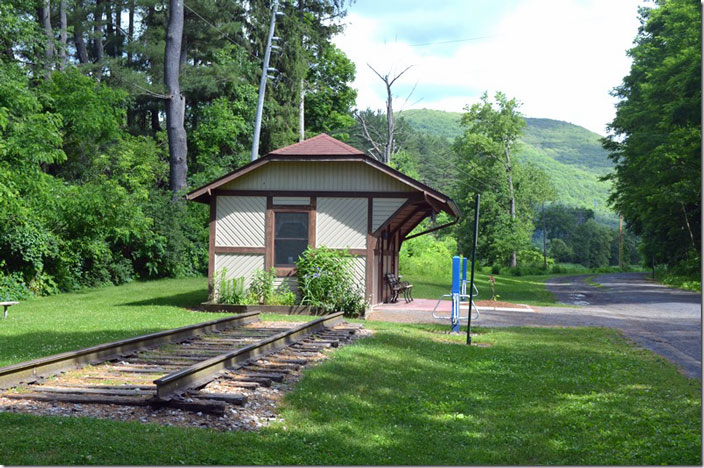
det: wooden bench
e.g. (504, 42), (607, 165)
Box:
(384, 274), (413, 303)
(1, 301), (19, 320)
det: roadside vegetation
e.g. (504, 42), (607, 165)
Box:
(654, 264), (702, 293)
(0, 282), (700, 465)
(398, 234), (650, 305)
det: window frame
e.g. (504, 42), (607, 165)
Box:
(273, 210), (309, 268)
(266, 198), (316, 276)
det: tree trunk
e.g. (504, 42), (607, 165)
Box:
(114, 1), (122, 57)
(384, 79), (393, 164)
(73, 0), (90, 63)
(505, 143), (517, 267)
(681, 203), (696, 248)
(127, 0), (134, 62)
(367, 64), (411, 165)
(74, 27), (89, 63)
(151, 108), (161, 133)
(127, 109), (135, 129)
(105, 0), (114, 57)
(94, 0), (104, 62)
(41, 0), (54, 73)
(58, 0), (67, 70)
(164, 0), (187, 194)
(179, 35), (187, 69)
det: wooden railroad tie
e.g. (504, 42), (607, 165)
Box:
(0, 313), (366, 416)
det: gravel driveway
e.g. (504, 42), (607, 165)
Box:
(480, 273), (701, 379)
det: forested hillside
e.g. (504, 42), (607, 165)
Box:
(398, 109), (615, 218)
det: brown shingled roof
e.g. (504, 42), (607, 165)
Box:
(268, 133), (364, 156)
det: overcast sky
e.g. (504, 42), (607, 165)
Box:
(333, 0), (645, 135)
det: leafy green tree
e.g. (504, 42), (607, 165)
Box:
(0, 0), (355, 300)
(389, 150), (420, 179)
(548, 238), (573, 263)
(455, 92), (554, 266)
(571, 220), (614, 268)
(603, 0), (701, 267)
(303, 44), (356, 138)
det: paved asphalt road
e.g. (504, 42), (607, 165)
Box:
(368, 272), (701, 378)
(476, 272), (702, 379)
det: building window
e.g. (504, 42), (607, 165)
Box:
(274, 212), (309, 266)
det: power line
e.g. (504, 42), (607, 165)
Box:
(183, 2), (240, 47)
(408, 35), (494, 47)
(182, 0), (297, 88)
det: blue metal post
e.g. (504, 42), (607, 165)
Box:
(451, 255), (461, 332)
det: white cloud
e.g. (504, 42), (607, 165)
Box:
(334, 0), (643, 135)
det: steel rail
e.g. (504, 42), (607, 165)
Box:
(0, 312), (261, 390)
(154, 312), (345, 399)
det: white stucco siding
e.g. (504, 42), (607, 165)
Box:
(215, 196), (266, 247)
(213, 253), (265, 289)
(222, 161), (416, 192)
(316, 198), (367, 249)
(372, 198), (407, 232)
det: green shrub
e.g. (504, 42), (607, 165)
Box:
(507, 264), (549, 276)
(27, 271), (59, 296)
(0, 269), (32, 301)
(654, 258), (702, 292)
(271, 281), (297, 306)
(249, 268), (276, 304)
(214, 268), (250, 305)
(296, 246), (366, 317)
(399, 235), (456, 279)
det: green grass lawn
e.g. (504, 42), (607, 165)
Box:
(0, 279), (701, 465)
(0, 277), (221, 367)
(403, 271), (557, 305)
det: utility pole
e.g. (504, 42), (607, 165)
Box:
(251, 1), (282, 161)
(298, 79), (305, 142)
(618, 212), (623, 269)
(542, 200), (547, 269)
(466, 193), (480, 345)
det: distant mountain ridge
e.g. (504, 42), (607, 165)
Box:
(397, 108), (615, 217)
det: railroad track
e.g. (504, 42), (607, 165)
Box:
(0, 312), (364, 415)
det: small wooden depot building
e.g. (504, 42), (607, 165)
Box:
(186, 133), (460, 305)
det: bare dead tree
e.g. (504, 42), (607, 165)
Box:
(357, 64), (412, 164)
(164, 0), (188, 194)
(355, 110), (384, 159)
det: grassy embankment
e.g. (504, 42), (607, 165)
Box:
(0, 278), (701, 465)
